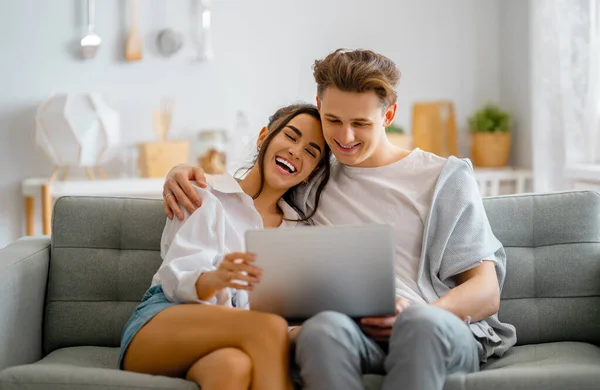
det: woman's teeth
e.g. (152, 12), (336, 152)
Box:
(276, 157), (296, 173)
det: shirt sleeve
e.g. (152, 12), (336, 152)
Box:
(433, 159), (506, 288)
(157, 187), (231, 305)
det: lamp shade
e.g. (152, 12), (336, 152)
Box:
(34, 93), (121, 167)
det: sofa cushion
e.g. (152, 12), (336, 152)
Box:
(45, 197), (166, 354)
(363, 342), (600, 390)
(0, 346), (196, 390)
(483, 191), (600, 345)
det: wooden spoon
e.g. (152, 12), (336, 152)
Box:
(125, 0), (142, 61)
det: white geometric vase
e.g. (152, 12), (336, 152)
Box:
(34, 93), (121, 177)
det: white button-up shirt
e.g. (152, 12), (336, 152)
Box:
(152, 174), (301, 308)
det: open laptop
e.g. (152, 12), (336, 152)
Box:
(245, 224), (396, 321)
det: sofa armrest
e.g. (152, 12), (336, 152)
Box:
(0, 237), (50, 371)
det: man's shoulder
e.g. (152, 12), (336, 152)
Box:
(410, 148), (449, 172)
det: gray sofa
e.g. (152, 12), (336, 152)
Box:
(0, 191), (599, 390)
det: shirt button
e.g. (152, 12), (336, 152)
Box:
(488, 328), (494, 336)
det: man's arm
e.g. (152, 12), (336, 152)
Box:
(432, 260), (500, 322)
(359, 261), (500, 341)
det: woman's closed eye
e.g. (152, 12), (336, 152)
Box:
(305, 148), (316, 158)
(285, 133), (296, 142)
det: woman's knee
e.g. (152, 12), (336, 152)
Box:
(216, 348), (253, 381)
(254, 312), (289, 335)
(187, 348), (252, 386)
(244, 312), (289, 347)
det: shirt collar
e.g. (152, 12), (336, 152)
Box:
(207, 173), (245, 194)
(208, 174), (302, 223)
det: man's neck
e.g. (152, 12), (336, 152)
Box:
(351, 139), (412, 168)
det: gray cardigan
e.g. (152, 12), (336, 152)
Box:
(417, 156), (516, 361)
(299, 155), (517, 361)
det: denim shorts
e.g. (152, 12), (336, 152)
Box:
(118, 284), (176, 369)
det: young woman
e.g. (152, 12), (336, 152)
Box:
(119, 104), (331, 390)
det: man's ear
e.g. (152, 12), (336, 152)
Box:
(316, 95), (321, 111)
(383, 103), (398, 127)
(256, 126), (269, 149)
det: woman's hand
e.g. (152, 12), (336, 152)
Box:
(196, 252), (263, 301)
(163, 164), (209, 220)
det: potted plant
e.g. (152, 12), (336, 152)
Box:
(468, 104), (511, 167)
(386, 122), (411, 149)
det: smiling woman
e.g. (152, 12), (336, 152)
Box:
(118, 103), (332, 390)
(240, 104), (332, 221)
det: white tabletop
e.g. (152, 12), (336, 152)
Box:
(21, 177), (165, 198)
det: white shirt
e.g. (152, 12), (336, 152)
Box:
(307, 148), (447, 304)
(153, 173), (300, 308)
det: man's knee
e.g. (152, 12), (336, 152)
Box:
(392, 305), (455, 340)
(297, 311), (358, 351)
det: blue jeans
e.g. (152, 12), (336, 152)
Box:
(118, 285), (176, 369)
(294, 305), (482, 390)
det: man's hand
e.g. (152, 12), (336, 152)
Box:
(359, 297), (411, 342)
(163, 164), (208, 220)
(289, 326), (302, 346)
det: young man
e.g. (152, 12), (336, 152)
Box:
(161, 49), (516, 390)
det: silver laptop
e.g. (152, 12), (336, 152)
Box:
(245, 224), (396, 321)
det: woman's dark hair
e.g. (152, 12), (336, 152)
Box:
(238, 103), (331, 222)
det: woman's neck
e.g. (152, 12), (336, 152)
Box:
(239, 167), (285, 218)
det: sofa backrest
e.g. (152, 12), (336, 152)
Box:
(44, 196), (166, 354)
(45, 191), (600, 354)
(484, 191), (600, 346)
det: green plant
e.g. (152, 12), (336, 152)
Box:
(468, 104), (511, 133)
(385, 122), (405, 134)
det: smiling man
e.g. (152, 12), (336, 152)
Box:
(162, 49), (516, 390)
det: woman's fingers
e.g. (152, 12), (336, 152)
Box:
(222, 253), (262, 276)
(225, 282), (254, 291)
(223, 270), (260, 284)
(223, 252), (256, 263)
(226, 262), (263, 278)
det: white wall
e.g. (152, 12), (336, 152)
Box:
(0, 0), (501, 247)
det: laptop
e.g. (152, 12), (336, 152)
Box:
(245, 224), (396, 321)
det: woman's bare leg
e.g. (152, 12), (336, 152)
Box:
(186, 348), (251, 390)
(123, 304), (293, 390)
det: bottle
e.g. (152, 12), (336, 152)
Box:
(229, 110), (252, 174)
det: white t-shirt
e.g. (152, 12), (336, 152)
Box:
(154, 173), (300, 308)
(307, 148), (447, 304)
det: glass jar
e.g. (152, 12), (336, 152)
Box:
(193, 129), (228, 174)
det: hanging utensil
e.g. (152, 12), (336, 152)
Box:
(192, 0), (213, 62)
(156, 0), (183, 57)
(80, 0), (101, 59)
(125, 0), (143, 61)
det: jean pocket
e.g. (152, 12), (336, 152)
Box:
(470, 321), (502, 345)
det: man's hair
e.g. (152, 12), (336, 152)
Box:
(313, 48), (401, 108)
